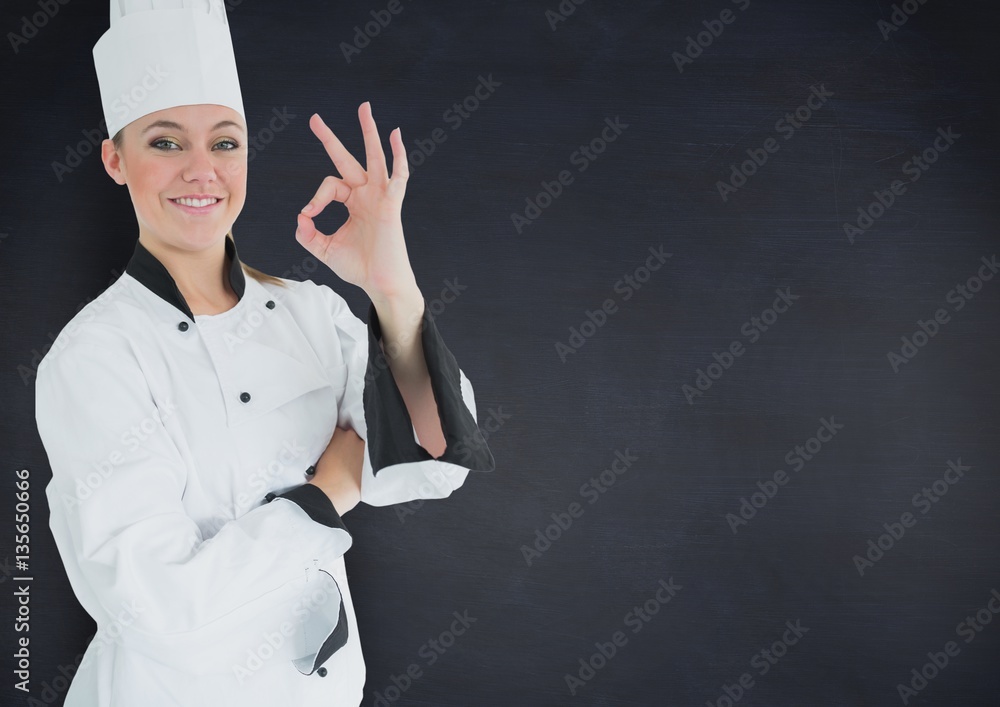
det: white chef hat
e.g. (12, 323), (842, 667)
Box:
(93, 0), (246, 140)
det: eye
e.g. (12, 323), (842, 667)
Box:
(215, 138), (240, 151)
(150, 138), (179, 151)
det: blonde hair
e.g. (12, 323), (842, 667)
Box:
(112, 128), (288, 290)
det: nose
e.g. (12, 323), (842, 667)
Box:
(182, 145), (220, 184)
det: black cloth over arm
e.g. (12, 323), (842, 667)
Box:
(362, 301), (496, 475)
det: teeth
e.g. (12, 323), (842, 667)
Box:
(174, 197), (219, 207)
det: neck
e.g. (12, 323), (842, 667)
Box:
(138, 233), (238, 315)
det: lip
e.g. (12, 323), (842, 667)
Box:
(169, 196), (224, 215)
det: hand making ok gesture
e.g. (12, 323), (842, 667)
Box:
(295, 101), (419, 304)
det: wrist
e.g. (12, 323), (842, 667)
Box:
(368, 280), (422, 313)
(371, 290), (425, 360)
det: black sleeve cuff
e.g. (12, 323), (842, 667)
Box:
(268, 483), (350, 535)
(311, 573), (349, 672)
(363, 301), (496, 475)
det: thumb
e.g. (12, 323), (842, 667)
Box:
(295, 212), (323, 257)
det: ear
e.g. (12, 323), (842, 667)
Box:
(101, 139), (127, 185)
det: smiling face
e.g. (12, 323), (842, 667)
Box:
(101, 104), (248, 254)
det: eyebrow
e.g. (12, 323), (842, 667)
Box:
(141, 119), (246, 135)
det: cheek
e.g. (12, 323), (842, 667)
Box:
(228, 170), (248, 202)
(223, 153), (247, 174)
(129, 165), (168, 203)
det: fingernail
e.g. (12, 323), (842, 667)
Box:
(301, 203), (312, 214)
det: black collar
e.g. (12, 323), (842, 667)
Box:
(125, 234), (247, 322)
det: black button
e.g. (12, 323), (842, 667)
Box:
(264, 492), (276, 503)
(240, 392), (251, 403)
(266, 300), (275, 309)
(305, 465), (316, 476)
(177, 321), (189, 332)
(316, 667), (327, 677)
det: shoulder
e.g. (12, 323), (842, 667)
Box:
(256, 275), (353, 318)
(36, 276), (142, 375)
(32, 270), (200, 400)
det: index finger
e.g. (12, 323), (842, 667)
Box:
(309, 113), (365, 185)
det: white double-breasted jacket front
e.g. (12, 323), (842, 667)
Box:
(34, 235), (495, 706)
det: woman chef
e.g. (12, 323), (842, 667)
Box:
(33, 0), (494, 705)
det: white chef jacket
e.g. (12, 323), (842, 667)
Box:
(34, 234), (495, 707)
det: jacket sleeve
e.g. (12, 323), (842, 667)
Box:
(36, 336), (352, 677)
(315, 284), (495, 507)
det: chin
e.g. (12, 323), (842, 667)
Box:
(152, 229), (229, 252)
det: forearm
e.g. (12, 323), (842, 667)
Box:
(307, 475), (361, 516)
(370, 287), (447, 458)
(306, 425), (365, 515)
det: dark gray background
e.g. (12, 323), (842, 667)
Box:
(3, 0), (999, 705)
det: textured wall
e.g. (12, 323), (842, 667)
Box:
(2, 0), (998, 705)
